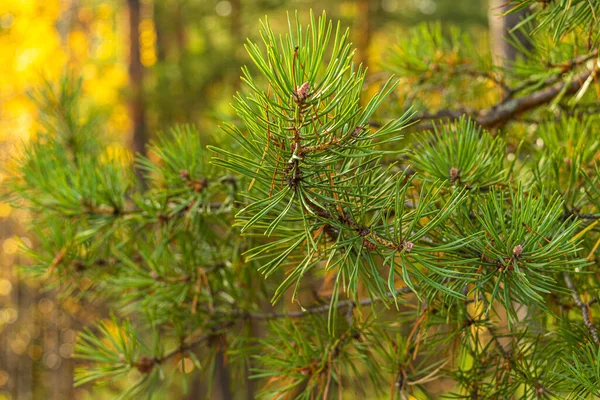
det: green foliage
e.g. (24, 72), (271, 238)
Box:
(409, 118), (506, 188)
(464, 188), (584, 317)
(6, 3), (600, 399)
(508, 0), (600, 45)
(530, 116), (600, 212)
(252, 316), (376, 399)
(386, 22), (496, 110)
(74, 317), (146, 387)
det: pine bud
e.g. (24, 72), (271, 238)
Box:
(513, 244), (523, 257)
(135, 356), (155, 374)
(402, 240), (414, 253)
(537, 387), (545, 395)
(352, 126), (364, 137)
(449, 167), (460, 183)
(188, 177), (208, 193)
(180, 169), (190, 179)
(295, 82), (310, 102)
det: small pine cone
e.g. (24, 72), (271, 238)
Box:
(449, 167), (460, 183)
(295, 82), (310, 102)
(180, 169), (190, 180)
(536, 387), (545, 395)
(352, 126), (364, 137)
(513, 244), (523, 257)
(135, 356), (155, 374)
(402, 240), (414, 253)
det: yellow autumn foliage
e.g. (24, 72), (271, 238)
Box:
(0, 0), (130, 146)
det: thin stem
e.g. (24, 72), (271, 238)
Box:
(563, 272), (600, 345)
(157, 321), (235, 364)
(232, 287), (414, 320)
(152, 288), (413, 367)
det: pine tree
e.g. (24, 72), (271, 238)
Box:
(5, 3), (600, 399)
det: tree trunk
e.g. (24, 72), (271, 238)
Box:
(154, 0), (167, 63)
(211, 335), (233, 400)
(127, 0), (147, 158)
(489, 0), (533, 66)
(355, 0), (373, 68)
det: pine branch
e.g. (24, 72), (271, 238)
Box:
(25, 11), (600, 398)
(158, 322), (235, 364)
(521, 105), (600, 124)
(408, 50), (599, 129)
(129, 322), (237, 374)
(563, 272), (600, 345)
(508, 49), (599, 98)
(232, 287), (414, 320)
(150, 262), (228, 283)
(477, 69), (597, 128)
(486, 323), (512, 359)
(573, 214), (600, 221)
(133, 289), (414, 374)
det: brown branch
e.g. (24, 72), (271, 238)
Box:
(521, 105), (600, 124)
(572, 213), (600, 221)
(149, 262), (227, 284)
(546, 50), (600, 73)
(231, 287), (414, 320)
(155, 321), (235, 366)
(44, 246), (67, 278)
(486, 324), (512, 359)
(406, 51), (599, 130)
(407, 109), (470, 125)
(476, 68), (597, 128)
(505, 50), (598, 99)
(132, 323), (234, 373)
(563, 272), (600, 345)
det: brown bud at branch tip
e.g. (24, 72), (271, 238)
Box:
(135, 356), (155, 374)
(513, 244), (523, 257)
(295, 82), (310, 102)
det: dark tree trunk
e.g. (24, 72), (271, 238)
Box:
(355, 0), (373, 68)
(489, 0), (533, 66)
(127, 0), (147, 158)
(154, 1), (167, 63)
(211, 335), (233, 400)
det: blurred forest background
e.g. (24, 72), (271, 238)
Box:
(0, 0), (514, 398)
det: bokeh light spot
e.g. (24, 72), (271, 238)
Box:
(0, 370), (9, 387)
(2, 238), (18, 255)
(216, 1), (232, 16)
(0, 279), (13, 296)
(43, 352), (61, 369)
